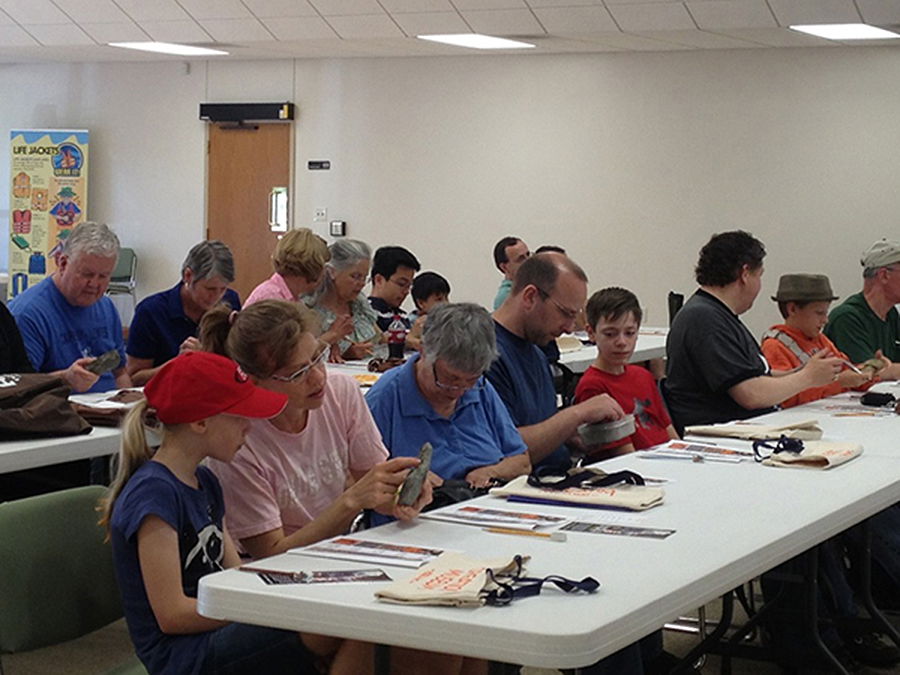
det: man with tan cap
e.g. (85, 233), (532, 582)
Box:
(825, 238), (900, 379)
(762, 273), (874, 408)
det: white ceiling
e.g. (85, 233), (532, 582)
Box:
(1, 0), (900, 64)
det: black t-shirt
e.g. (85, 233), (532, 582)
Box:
(0, 302), (33, 374)
(665, 289), (774, 429)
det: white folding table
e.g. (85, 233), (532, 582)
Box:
(0, 426), (121, 474)
(559, 328), (668, 374)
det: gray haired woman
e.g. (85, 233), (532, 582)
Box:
(307, 238), (381, 361)
(366, 302), (530, 486)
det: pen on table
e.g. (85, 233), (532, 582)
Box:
(640, 452), (742, 464)
(239, 565), (303, 578)
(483, 527), (567, 542)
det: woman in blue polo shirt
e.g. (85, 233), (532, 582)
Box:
(366, 302), (530, 487)
(125, 241), (241, 385)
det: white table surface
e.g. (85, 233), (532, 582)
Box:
(198, 441), (899, 668)
(0, 426), (121, 474)
(559, 328), (668, 373)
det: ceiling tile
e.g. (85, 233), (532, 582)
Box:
(199, 17), (273, 40)
(0, 23), (39, 44)
(242, 0), (318, 18)
(27, 22), (96, 45)
(605, 0), (682, 4)
(138, 19), (211, 42)
(532, 5), (617, 32)
(712, 26), (838, 46)
(52, 0), (132, 23)
(636, 28), (764, 48)
(607, 3), (695, 31)
(686, 0), (775, 30)
(767, 0), (860, 26)
(310, 0), (385, 15)
(380, 0), (455, 11)
(579, 31), (692, 49)
(259, 15), (338, 39)
(114, 0), (191, 22)
(179, 0), (252, 20)
(80, 21), (149, 42)
(326, 14), (405, 38)
(461, 8), (544, 34)
(857, 0), (900, 25)
(0, 0), (69, 24)
(453, 0), (526, 9)
(390, 11), (470, 35)
(0, 9), (13, 25)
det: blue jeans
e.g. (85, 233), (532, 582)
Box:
(199, 623), (318, 675)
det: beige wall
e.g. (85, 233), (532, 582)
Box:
(3, 46), (899, 337)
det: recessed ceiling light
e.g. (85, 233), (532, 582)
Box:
(789, 24), (900, 40)
(108, 41), (229, 56)
(417, 34), (535, 50)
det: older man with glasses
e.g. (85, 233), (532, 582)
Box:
(366, 302), (530, 487)
(488, 252), (624, 471)
(825, 238), (900, 380)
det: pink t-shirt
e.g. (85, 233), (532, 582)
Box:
(210, 372), (388, 542)
(244, 272), (294, 307)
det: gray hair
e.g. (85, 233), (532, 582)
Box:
(182, 240), (235, 283)
(313, 238), (371, 301)
(62, 221), (119, 260)
(421, 302), (497, 374)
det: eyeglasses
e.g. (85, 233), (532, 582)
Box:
(270, 342), (329, 383)
(347, 272), (367, 283)
(388, 276), (412, 291)
(432, 361), (486, 393)
(536, 288), (580, 322)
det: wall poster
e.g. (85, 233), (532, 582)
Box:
(8, 129), (89, 300)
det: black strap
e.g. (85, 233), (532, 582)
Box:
(482, 556), (600, 606)
(527, 466), (645, 490)
(752, 435), (804, 463)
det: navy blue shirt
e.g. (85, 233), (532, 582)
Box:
(366, 354), (527, 481)
(487, 321), (570, 469)
(127, 283), (240, 367)
(111, 462), (226, 675)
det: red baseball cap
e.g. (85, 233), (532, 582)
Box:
(145, 351), (288, 424)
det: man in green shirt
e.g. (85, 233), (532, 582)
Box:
(825, 238), (900, 380)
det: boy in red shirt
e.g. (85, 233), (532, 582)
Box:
(761, 274), (876, 408)
(574, 287), (678, 454)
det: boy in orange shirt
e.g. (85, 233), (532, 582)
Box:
(761, 274), (876, 408)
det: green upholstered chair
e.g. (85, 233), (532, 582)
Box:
(0, 486), (146, 675)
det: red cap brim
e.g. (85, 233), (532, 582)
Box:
(221, 387), (288, 420)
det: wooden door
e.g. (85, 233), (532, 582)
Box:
(207, 123), (291, 302)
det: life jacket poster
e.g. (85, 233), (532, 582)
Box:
(8, 129), (89, 300)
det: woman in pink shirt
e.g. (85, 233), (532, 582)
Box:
(244, 228), (329, 306)
(201, 299), (432, 559)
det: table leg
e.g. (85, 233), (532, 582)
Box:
(804, 547), (848, 675)
(854, 520), (900, 647)
(374, 643), (390, 675)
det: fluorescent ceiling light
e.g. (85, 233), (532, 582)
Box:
(417, 34), (535, 50)
(789, 24), (900, 40)
(108, 41), (229, 56)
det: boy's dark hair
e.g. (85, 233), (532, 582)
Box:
(695, 230), (766, 287)
(412, 271), (451, 308)
(493, 236), (521, 271)
(534, 245), (566, 255)
(777, 300), (814, 319)
(371, 246), (420, 281)
(586, 287), (643, 329)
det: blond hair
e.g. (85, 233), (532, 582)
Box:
(200, 300), (319, 378)
(99, 400), (155, 535)
(273, 228), (330, 282)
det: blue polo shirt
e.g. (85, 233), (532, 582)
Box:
(127, 283), (240, 367)
(487, 321), (570, 469)
(9, 276), (124, 393)
(365, 354), (527, 481)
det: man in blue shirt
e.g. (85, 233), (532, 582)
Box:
(126, 240), (240, 385)
(488, 252), (624, 469)
(10, 221), (130, 394)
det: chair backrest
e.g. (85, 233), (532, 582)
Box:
(110, 248), (136, 286)
(667, 291), (684, 326)
(0, 486), (123, 654)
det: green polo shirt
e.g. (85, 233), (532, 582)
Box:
(824, 292), (900, 364)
